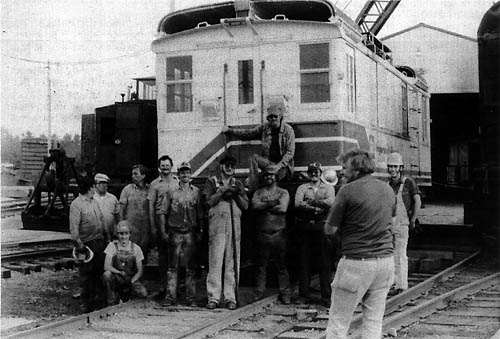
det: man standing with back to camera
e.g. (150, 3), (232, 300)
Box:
(387, 152), (421, 295)
(148, 155), (179, 299)
(324, 149), (396, 339)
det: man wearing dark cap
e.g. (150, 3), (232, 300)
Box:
(222, 98), (295, 191)
(251, 165), (291, 304)
(69, 176), (107, 313)
(203, 154), (248, 310)
(158, 161), (203, 307)
(295, 162), (336, 306)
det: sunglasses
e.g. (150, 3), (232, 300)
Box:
(267, 114), (278, 121)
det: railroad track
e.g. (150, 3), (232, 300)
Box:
(1, 240), (74, 277)
(3, 249), (498, 339)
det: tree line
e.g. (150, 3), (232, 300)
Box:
(1, 128), (81, 167)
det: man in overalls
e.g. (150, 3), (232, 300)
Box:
(203, 154), (248, 310)
(387, 152), (421, 295)
(158, 161), (203, 307)
(119, 164), (150, 256)
(102, 220), (148, 305)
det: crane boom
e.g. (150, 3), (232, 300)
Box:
(355, 0), (401, 36)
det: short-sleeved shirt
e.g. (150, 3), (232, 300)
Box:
(251, 186), (290, 232)
(104, 240), (144, 262)
(148, 174), (179, 212)
(119, 183), (150, 242)
(326, 175), (396, 257)
(159, 183), (202, 233)
(94, 192), (119, 235)
(388, 176), (421, 217)
(69, 194), (105, 243)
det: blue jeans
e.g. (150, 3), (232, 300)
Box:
(255, 230), (290, 297)
(166, 232), (197, 302)
(326, 256), (394, 339)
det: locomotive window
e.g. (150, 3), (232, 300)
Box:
(402, 85), (409, 136)
(421, 96), (428, 141)
(238, 60), (254, 104)
(346, 54), (355, 113)
(299, 43), (330, 103)
(166, 56), (193, 113)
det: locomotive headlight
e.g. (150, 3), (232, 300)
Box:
(114, 139), (121, 145)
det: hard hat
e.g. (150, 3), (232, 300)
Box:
(387, 152), (404, 166)
(72, 246), (94, 264)
(177, 161), (191, 171)
(94, 173), (110, 183)
(321, 169), (338, 186)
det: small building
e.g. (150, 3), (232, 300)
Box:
(382, 23), (480, 196)
(20, 138), (49, 183)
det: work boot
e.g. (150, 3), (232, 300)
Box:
(206, 301), (217, 309)
(80, 304), (93, 314)
(253, 292), (264, 302)
(161, 298), (174, 307)
(225, 301), (237, 310)
(279, 294), (291, 305)
(187, 299), (198, 307)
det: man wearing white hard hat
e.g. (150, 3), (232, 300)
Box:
(294, 162), (336, 306)
(94, 173), (119, 239)
(387, 152), (421, 295)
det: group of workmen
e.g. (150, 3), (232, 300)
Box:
(70, 102), (421, 339)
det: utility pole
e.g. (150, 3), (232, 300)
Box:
(46, 61), (52, 153)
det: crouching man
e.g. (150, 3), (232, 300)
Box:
(102, 220), (148, 305)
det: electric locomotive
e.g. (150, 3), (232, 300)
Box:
(152, 0), (431, 187)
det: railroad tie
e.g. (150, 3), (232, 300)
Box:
(2, 262), (31, 275)
(31, 259), (63, 271)
(22, 262), (42, 272)
(2, 269), (11, 279)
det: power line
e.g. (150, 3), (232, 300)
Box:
(1, 50), (151, 65)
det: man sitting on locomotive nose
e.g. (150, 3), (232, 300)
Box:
(102, 220), (148, 306)
(222, 99), (295, 191)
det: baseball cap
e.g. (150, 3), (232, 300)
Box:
(94, 173), (110, 183)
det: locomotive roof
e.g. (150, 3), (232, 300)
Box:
(157, 0), (341, 35)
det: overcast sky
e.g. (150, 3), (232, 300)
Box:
(1, 0), (494, 137)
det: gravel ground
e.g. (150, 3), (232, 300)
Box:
(0, 201), (465, 334)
